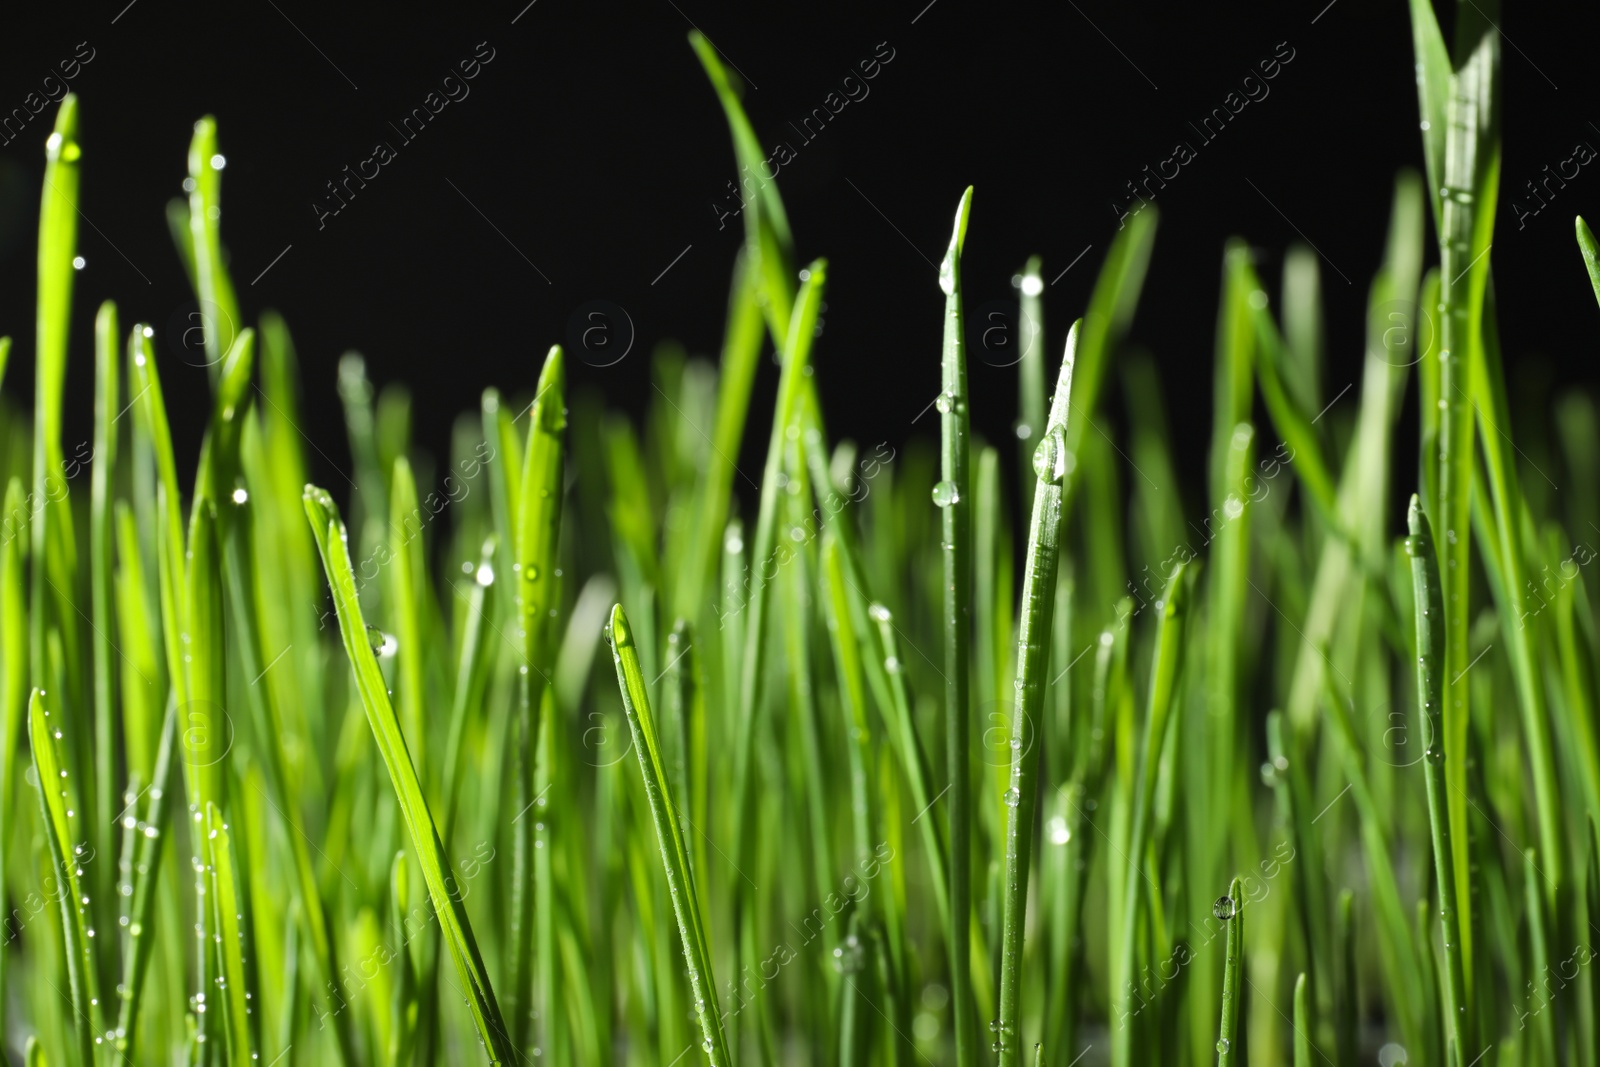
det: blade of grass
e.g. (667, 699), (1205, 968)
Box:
(1216, 875), (1244, 1066)
(304, 486), (514, 1064)
(1111, 561), (1190, 1067)
(1319, 675), (1430, 1058)
(205, 803), (253, 1067)
(1293, 972), (1311, 1067)
(1578, 217), (1600, 306)
(389, 851), (419, 1067)
(1335, 890), (1356, 1067)
(606, 603), (730, 1066)
(1059, 206), (1157, 524)
(669, 253), (765, 621)
(687, 32), (795, 340)
(1524, 848), (1555, 1062)
(185, 119), (240, 384)
(1474, 279), (1565, 906)
(996, 322), (1079, 1066)
(1408, 496), (1472, 1065)
(29, 688), (101, 1067)
(727, 261), (827, 1019)
(509, 346), (566, 1056)
(31, 96), (81, 708)
(115, 704), (176, 1057)
(1414, 0), (1501, 1001)
(0, 477), (26, 1050)
(936, 187), (976, 1067)
(389, 457), (429, 785)
(90, 301), (119, 967)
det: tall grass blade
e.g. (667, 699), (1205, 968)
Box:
(606, 604), (730, 1067)
(89, 302), (119, 956)
(31, 96), (80, 700)
(1407, 496), (1472, 1064)
(304, 486), (513, 1064)
(996, 322), (1079, 1066)
(1111, 562), (1190, 1067)
(936, 186), (976, 1067)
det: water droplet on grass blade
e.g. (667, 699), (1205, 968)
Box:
(1033, 428), (1069, 483)
(931, 481), (960, 507)
(1213, 896), (1236, 921)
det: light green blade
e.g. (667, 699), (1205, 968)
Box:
(995, 322), (1079, 1067)
(304, 486), (513, 1064)
(606, 604), (729, 1067)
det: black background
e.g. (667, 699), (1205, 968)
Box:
(0, 0), (1596, 517)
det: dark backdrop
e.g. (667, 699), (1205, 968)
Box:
(0, 0), (1596, 514)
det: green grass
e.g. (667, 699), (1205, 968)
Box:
(1, 6), (1599, 1065)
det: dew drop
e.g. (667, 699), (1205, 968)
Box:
(931, 480), (960, 508)
(1033, 428), (1069, 484)
(1213, 895), (1237, 921)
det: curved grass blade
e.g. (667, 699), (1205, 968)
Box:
(304, 486), (513, 1064)
(606, 604), (729, 1067)
(687, 32), (795, 338)
(996, 322), (1079, 1066)
(1407, 496), (1472, 1063)
(29, 689), (102, 1067)
(936, 187), (976, 1067)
